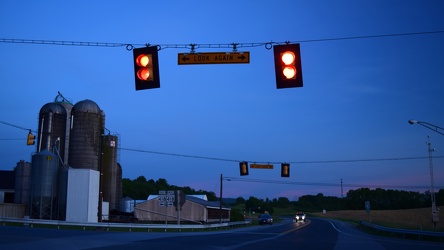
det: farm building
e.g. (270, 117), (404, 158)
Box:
(134, 195), (230, 224)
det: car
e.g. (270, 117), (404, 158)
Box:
(258, 214), (273, 225)
(295, 212), (306, 222)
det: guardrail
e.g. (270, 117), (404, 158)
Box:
(0, 217), (250, 232)
(360, 220), (444, 241)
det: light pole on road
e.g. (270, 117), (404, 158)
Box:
(408, 119), (443, 228)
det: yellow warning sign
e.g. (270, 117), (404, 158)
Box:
(178, 52), (250, 65)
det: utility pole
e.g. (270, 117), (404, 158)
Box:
(427, 136), (439, 228)
(219, 174), (223, 223)
(340, 179), (343, 198)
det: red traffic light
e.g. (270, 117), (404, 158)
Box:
(239, 161), (249, 176)
(281, 163), (290, 177)
(273, 44), (303, 89)
(281, 51), (296, 79)
(133, 46), (160, 90)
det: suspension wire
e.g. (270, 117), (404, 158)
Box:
(223, 176), (442, 190)
(0, 38), (133, 48)
(120, 147), (239, 163)
(0, 120), (36, 133)
(1, 30), (443, 51)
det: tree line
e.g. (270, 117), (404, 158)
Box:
(295, 188), (444, 212)
(122, 176), (443, 213)
(122, 176), (217, 201)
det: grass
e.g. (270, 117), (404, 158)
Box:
(312, 206), (444, 232)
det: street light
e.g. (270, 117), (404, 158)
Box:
(409, 119), (442, 228)
(408, 119), (444, 136)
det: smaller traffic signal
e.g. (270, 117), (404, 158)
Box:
(133, 46), (160, 90)
(281, 163), (290, 177)
(27, 132), (36, 146)
(239, 161), (249, 176)
(273, 44), (303, 89)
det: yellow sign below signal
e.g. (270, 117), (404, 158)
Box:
(178, 52), (250, 65)
(250, 164), (274, 169)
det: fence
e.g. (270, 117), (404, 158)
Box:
(0, 217), (250, 232)
(360, 220), (444, 241)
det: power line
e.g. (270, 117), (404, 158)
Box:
(1, 30), (443, 51)
(120, 146), (444, 165)
(3, 119), (443, 165)
(224, 177), (442, 190)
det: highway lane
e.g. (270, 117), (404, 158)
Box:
(1, 218), (444, 249)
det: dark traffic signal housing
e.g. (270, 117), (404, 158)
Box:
(27, 132), (35, 146)
(281, 163), (290, 177)
(133, 46), (160, 90)
(273, 43), (303, 89)
(239, 161), (249, 176)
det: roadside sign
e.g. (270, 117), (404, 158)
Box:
(159, 190), (175, 207)
(178, 52), (250, 65)
(365, 201), (370, 213)
(250, 164), (274, 169)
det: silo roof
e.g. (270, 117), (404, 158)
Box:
(73, 99), (102, 114)
(39, 102), (67, 115)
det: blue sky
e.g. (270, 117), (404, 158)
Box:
(1, 0), (443, 200)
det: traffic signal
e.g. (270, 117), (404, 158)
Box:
(27, 132), (35, 146)
(133, 46), (160, 90)
(239, 161), (249, 176)
(273, 43), (303, 89)
(281, 163), (290, 177)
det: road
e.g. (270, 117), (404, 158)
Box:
(1, 217), (443, 249)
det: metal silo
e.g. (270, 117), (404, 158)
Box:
(14, 160), (31, 206)
(30, 150), (59, 219)
(68, 100), (104, 171)
(37, 102), (68, 162)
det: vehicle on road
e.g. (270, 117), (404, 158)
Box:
(259, 214), (273, 225)
(295, 212), (306, 222)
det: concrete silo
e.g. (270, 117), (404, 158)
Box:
(37, 102), (69, 161)
(101, 135), (122, 211)
(68, 100), (104, 171)
(29, 150), (59, 219)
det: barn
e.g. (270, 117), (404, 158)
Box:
(134, 195), (230, 224)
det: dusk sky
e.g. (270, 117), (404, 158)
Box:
(1, 1), (443, 201)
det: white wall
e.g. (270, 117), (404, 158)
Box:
(66, 169), (99, 223)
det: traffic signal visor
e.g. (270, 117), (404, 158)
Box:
(273, 44), (303, 89)
(281, 163), (290, 177)
(133, 46), (160, 90)
(27, 133), (36, 146)
(239, 162), (249, 176)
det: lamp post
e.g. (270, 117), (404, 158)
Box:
(408, 119), (443, 228)
(408, 119), (444, 136)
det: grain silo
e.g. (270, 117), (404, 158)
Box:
(29, 150), (59, 219)
(68, 100), (104, 170)
(101, 134), (122, 211)
(37, 102), (68, 160)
